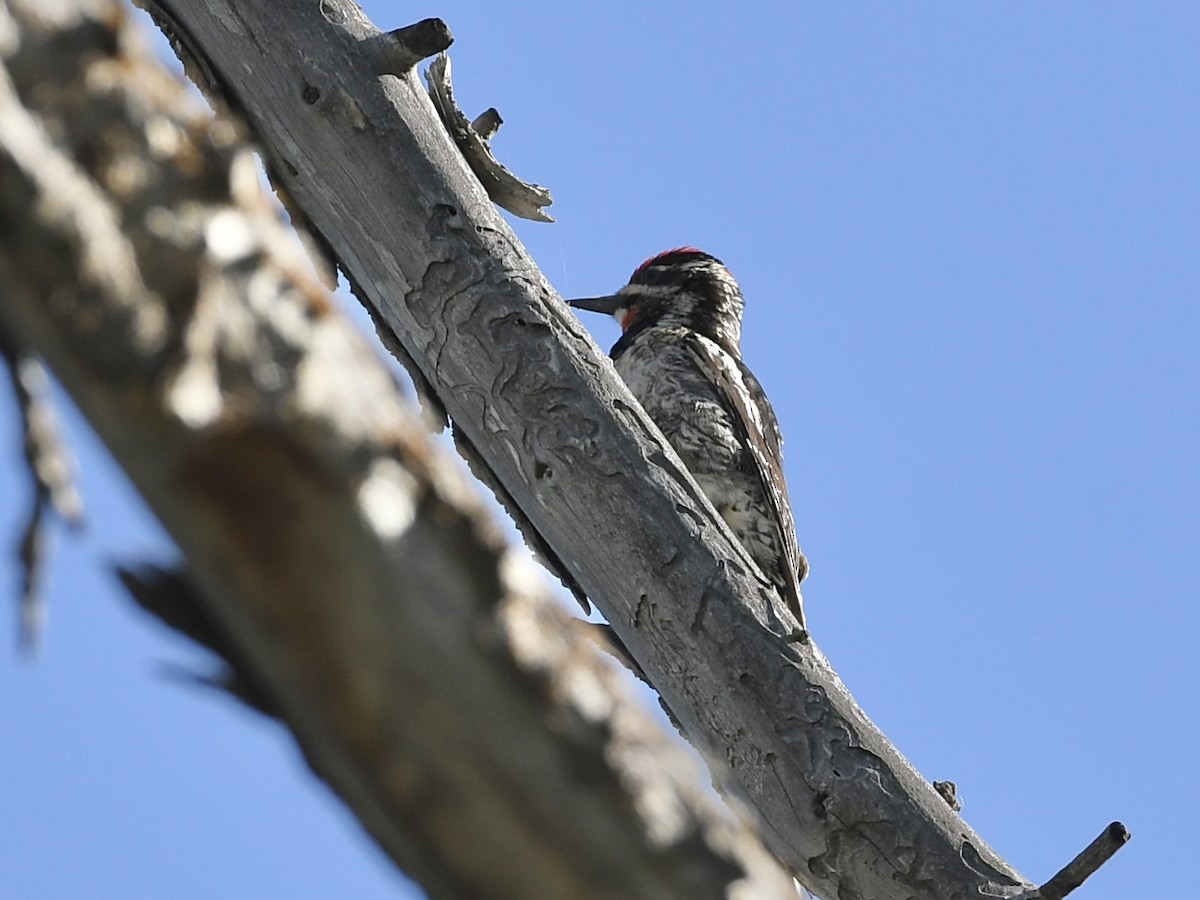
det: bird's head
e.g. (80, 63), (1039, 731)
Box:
(569, 248), (745, 354)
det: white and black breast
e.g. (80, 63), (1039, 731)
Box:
(612, 325), (800, 596)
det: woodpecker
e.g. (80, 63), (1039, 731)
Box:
(569, 248), (808, 635)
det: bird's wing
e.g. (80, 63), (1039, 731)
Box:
(683, 334), (807, 632)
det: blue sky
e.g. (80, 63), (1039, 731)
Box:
(3, 3), (1197, 897)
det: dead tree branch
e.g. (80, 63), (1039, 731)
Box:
(0, 340), (83, 649)
(0, 2), (796, 897)
(1018, 823), (1130, 900)
(120, 0), (1133, 897)
(0, 0), (1128, 896)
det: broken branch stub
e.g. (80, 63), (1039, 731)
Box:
(365, 18), (453, 77)
(425, 54), (554, 222)
(1018, 822), (1131, 900)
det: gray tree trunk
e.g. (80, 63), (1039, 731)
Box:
(0, 0), (1125, 897)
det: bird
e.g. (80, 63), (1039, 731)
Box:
(569, 248), (808, 636)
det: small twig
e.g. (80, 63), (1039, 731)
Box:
(366, 19), (453, 77)
(2, 342), (84, 652)
(471, 107), (502, 141)
(1025, 821), (1130, 900)
(12, 358), (83, 528)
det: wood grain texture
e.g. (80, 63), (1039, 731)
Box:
(0, 2), (795, 897)
(130, 0), (1045, 897)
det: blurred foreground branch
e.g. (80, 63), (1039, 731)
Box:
(0, 1), (794, 897)
(0, 0), (1127, 897)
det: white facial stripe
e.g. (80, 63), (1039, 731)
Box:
(620, 283), (675, 299)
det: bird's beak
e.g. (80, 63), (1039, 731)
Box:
(567, 294), (624, 315)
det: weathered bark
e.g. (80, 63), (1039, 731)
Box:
(118, 1), (1054, 899)
(0, 0), (1127, 896)
(0, 2), (797, 898)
